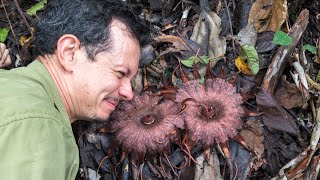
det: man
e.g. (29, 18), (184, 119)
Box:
(0, 0), (150, 179)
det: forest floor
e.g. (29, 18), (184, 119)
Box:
(1, 0), (320, 179)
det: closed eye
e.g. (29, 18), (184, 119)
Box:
(116, 71), (125, 79)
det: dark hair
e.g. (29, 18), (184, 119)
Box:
(34, 0), (150, 60)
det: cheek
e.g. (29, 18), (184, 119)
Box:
(102, 80), (122, 94)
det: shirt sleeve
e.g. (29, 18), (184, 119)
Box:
(0, 116), (78, 180)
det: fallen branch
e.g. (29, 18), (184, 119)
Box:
(306, 74), (320, 91)
(261, 9), (309, 95)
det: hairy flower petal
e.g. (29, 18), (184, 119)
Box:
(111, 92), (184, 157)
(176, 78), (243, 145)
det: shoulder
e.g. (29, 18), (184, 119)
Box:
(0, 61), (62, 126)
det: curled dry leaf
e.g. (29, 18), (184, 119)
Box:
(292, 61), (309, 90)
(154, 35), (205, 59)
(235, 56), (253, 75)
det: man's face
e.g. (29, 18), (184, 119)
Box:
(71, 20), (140, 121)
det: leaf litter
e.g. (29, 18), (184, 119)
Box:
(1, 0), (320, 179)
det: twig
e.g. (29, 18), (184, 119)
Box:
(1, 0), (17, 39)
(223, 0), (236, 54)
(13, 0), (32, 34)
(96, 155), (111, 177)
(306, 74), (320, 91)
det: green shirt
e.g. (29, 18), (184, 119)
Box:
(0, 61), (79, 180)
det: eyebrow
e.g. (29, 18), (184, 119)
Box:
(121, 66), (132, 77)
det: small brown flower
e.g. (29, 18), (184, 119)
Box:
(111, 92), (184, 158)
(176, 78), (243, 145)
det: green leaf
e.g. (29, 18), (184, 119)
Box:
(303, 44), (317, 54)
(180, 56), (222, 68)
(197, 76), (205, 84)
(180, 56), (196, 67)
(198, 56), (209, 64)
(272, 30), (292, 46)
(181, 56), (204, 67)
(0, 28), (9, 43)
(26, 0), (47, 16)
(240, 44), (259, 75)
(200, 56), (223, 65)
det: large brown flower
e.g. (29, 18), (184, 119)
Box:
(176, 78), (243, 145)
(111, 92), (184, 158)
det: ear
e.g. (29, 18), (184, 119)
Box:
(56, 34), (81, 72)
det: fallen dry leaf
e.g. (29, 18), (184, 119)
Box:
(240, 120), (264, 158)
(155, 35), (205, 59)
(256, 88), (299, 135)
(194, 150), (223, 180)
(248, 0), (288, 32)
(155, 35), (189, 51)
(237, 23), (257, 46)
(255, 31), (277, 53)
(240, 120), (266, 172)
(235, 56), (253, 75)
(274, 75), (308, 109)
(229, 141), (251, 178)
(190, 11), (226, 58)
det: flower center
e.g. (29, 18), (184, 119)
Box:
(141, 114), (155, 125)
(206, 106), (215, 118)
(201, 106), (216, 119)
(198, 100), (224, 121)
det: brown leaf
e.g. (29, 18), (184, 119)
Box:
(248, 0), (287, 32)
(263, 130), (302, 176)
(256, 31), (277, 53)
(194, 150), (223, 180)
(240, 120), (264, 157)
(155, 35), (189, 51)
(274, 75), (307, 109)
(256, 88), (299, 135)
(154, 35), (205, 59)
(190, 11), (226, 58)
(240, 120), (265, 171)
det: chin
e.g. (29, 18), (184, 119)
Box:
(95, 112), (111, 121)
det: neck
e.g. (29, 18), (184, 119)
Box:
(38, 55), (76, 123)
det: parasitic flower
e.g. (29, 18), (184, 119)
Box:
(111, 92), (184, 159)
(175, 78), (243, 145)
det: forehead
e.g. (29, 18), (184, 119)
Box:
(104, 21), (140, 71)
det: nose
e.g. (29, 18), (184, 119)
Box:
(119, 79), (134, 101)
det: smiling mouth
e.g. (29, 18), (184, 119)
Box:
(103, 97), (119, 109)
